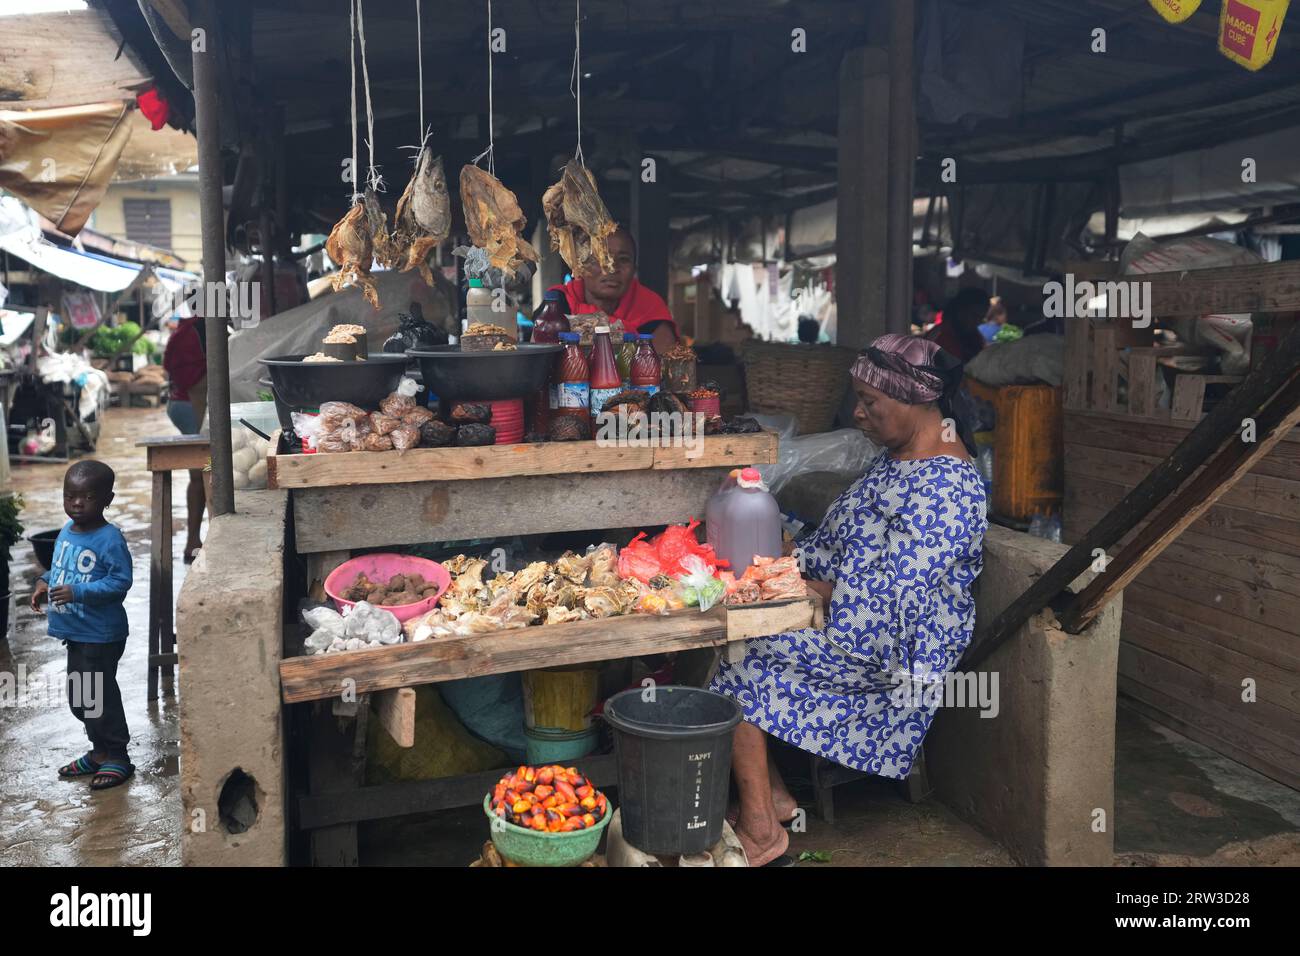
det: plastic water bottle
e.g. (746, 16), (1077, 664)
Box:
(466, 278), (508, 335)
(710, 468), (782, 575)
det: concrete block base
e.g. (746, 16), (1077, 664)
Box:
(178, 491), (289, 866)
(925, 525), (1122, 866)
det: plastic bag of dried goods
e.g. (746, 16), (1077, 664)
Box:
(390, 423), (420, 452)
(343, 600), (402, 645)
(677, 553), (726, 613)
(302, 604), (345, 653)
(370, 412), (401, 435)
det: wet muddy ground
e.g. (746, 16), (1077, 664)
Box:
(1, 406), (190, 866)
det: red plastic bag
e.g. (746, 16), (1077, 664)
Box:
(617, 533), (664, 583)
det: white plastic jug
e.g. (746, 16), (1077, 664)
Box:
(710, 468), (782, 575)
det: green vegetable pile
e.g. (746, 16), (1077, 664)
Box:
(0, 494), (24, 563)
(993, 324), (1024, 344)
(90, 321), (155, 358)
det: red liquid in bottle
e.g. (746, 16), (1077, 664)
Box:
(588, 326), (622, 431)
(630, 333), (662, 395)
(554, 332), (590, 423)
(531, 291), (571, 432)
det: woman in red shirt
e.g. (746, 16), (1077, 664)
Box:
(550, 227), (679, 354)
(162, 315), (207, 563)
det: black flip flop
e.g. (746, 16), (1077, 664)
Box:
(762, 853), (796, 868)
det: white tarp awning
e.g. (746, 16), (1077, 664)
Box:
(0, 228), (143, 292)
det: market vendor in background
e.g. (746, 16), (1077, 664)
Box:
(549, 226), (679, 354)
(162, 310), (207, 564)
(926, 287), (990, 362)
(709, 334), (987, 867)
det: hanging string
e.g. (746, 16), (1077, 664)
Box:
(569, 0), (583, 165)
(416, 0), (424, 137)
(471, 0), (496, 174)
(355, 0), (381, 191)
(349, 0), (359, 201)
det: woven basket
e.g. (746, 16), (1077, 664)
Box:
(741, 342), (858, 434)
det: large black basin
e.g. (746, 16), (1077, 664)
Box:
(407, 344), (561, 401)
(258, 353), (409, 411)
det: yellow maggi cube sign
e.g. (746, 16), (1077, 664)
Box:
(1150, 0), (1202, 22)
(1218, 0), (1290, 69)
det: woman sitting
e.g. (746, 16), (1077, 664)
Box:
(709, 333), (988, 866)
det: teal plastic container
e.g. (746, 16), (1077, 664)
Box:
(524, 725), (599, 765)
(483, 796), (610, 866)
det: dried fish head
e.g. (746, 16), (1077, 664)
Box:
(555, 550), (592, 585)
(581, 586), (623, 619)
(393, 149), (452, 284)
(459, 164), (539, 278)
(542, 160), (617, 276)
(512, 560), (550, 595)
(545, 606), (585, 625)
(324, 201), (380, 308)
(451, 557), (488, 597)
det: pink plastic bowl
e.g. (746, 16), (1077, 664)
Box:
(324, 553), (452, 623)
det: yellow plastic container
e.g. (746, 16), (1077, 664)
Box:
(521, 667), (600, 733)
(967, 380), (1063, 522)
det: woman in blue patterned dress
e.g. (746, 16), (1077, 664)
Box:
(710, 333), (987, 865)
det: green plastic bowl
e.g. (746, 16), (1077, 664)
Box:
(483, 795), (611, 867)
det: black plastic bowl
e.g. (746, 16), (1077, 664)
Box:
(30, 529), (60, 570)
(407, 344), (562, 401)
(258, 353), (410, 411)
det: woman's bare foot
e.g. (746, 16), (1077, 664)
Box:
(734, 815), (790, 867)
(727, 792), (798, 828)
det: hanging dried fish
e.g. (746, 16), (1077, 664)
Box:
(392, 148), (451, 284)
(542, 160), (616, 276)
(362, 188), (401, 270)
(324, 201), (380, 308)
(459, 164), (539, 278)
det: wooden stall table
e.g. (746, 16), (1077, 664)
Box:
(267, 430), (820, 865)
(138, 434), (210, 700)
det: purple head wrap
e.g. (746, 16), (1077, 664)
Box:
(850, 333), (948, 404)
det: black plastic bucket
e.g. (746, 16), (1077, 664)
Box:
(603, 685), (742, 856)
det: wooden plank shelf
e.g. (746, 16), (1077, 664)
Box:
(268, 431), (778, 490)
(279, 596), (820, 703)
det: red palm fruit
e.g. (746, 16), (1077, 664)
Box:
(530, 815), (547, 831)
(561, 818), (584, 831)
(533, 785), (554, 800)
(512, 799), (531, 816)
(575, 785), (592, 800)
(580, 795), (597, 811)
(582, 813), (596, 828)
(562, 804), (583, 817)
(537, 767), (555, 786)
(556, 781), (577, 803)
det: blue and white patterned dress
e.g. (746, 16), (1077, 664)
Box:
(708, 454), (987, 779)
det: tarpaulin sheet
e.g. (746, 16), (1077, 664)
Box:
(0, 101), (134, 236)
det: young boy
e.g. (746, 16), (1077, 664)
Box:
(31, 460), (135, 790)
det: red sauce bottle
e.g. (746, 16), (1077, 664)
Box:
(588, 326), (622, 430)
(554, 331), (590, 420)
(630, 333), (662, 395)
(530, 290), (571, 432)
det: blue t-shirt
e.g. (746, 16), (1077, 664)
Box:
(40, 521), (133, 643)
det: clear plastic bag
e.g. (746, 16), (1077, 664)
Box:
(677, 553), (726, 613)
(343, 600), (402, 645)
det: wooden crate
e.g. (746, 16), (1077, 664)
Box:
(267, 430), (778, 490)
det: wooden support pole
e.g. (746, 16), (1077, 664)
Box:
(835, 45), (890, 349)
(629, 151), (671, 300)
(1058, 368), (1300, 634)
(885, 0), (915, 335)
(965, 322), (1300, 668)
(192, 0), (235, 517)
